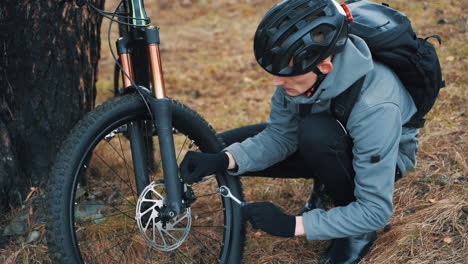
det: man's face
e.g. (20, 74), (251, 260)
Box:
(272, 71), (318, 97)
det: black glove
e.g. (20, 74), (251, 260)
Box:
(243, 202), (296, 238)
(180, 151), (229, 184)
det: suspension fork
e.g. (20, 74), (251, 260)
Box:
(116, 27), (184, 215)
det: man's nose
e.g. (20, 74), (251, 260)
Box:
(272, 76), (286, 86)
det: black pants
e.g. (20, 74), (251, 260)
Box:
(219, 112), (356, 206)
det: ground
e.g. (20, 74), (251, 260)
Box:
(0, 0), (466, 263)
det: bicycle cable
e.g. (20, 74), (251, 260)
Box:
(84, 0), (155, 122)
(87, 2), (151, 27)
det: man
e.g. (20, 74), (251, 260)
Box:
(180, 0), (419, 263)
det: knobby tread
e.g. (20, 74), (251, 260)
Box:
(46, 94), (245, 263)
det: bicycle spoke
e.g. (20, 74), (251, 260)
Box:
(82, 165), (137, 209)
(116, 134), (137, 200)
(144, 247), (154, 264)
(191, 228), (223, 245)
(87, 232), (138, 262)
(116, 228), (134, 264)
(76, 209), (134, 225)
(78, 229), (138, 246)
(115, 248), (126, 264)
(173, 251), (186, 264)
(94, 152), (138, 198)
(77, 174), (136, 208)
(175, 248), (193, 264)
(76, 202), (130, 207)
(81, 181), (136, 210)
(176, 136), (189, 162)
(190, 231), (217, 259)
(191, 225), (225, 229)
(196, 192), (219, 198)
(193, 208), (224, 218)
(192, 175), (216, 187)
(106, 136), (132, 178)
(104, 249), (120, 264)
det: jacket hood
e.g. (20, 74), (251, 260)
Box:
(286, 34), (373, 105)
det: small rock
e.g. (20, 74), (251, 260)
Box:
(180, 0), (192, 6)
(243, 77), (253, 83)
(190, 90), (201, 98)
(423, 2), (429, 9)
(404, 208), (416, 215)
(88, 190), (103, 200)
(443, 236), (453, 244)
(91, 213), (104, 224)
(280, 192), (294, 198)
(75, 186), (87, 200)
(383, 224), (392, 232)
(461, 206), (468, 215)
(435, 175), (448, 186)
(437, 18), (447, 24)
(3, 220), (28, 237)
(25, 230), (40, 244)
(75, 199), (104, 220)
(254, 232), (262, 238)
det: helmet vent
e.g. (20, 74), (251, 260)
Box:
(310, 24), (334, 45)
(277, 27), (298, 48)
(304, 11), (325, 24)
(293, 2), (310, 14)
(277, 17), (290, 30)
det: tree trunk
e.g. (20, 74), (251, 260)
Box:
(0, 0), (104, 215)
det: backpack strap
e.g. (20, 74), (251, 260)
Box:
(331, 76), (366, 127)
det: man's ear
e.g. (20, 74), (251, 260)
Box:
(317, 56), (333, 74)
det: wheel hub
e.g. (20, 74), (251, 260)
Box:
(135, 181), (191, 251)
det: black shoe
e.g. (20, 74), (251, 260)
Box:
(298, 182), (331, 215)
(319, 231), (377, 264)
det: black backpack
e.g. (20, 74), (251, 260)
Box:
(331, 0), (445, 128)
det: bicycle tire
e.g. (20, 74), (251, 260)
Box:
(46, 94), (245, 263)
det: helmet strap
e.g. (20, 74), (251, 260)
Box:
(305, 67), (326, 97)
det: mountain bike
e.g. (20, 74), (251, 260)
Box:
(46, 0), (245, 263)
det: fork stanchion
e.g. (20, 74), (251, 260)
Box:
(116, 36), (135, 89)
(146, 26), (166, 99)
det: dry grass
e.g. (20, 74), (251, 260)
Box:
(1, 0), (466, 263)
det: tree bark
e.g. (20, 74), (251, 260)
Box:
(0, 0), (104, 214)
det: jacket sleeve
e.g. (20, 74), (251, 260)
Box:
(302, 103), (401, 240)
(224, 87), (300, 175)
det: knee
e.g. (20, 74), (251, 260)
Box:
(218, 123), (267, 146)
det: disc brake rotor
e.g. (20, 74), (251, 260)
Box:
(135, 181), (191, 251)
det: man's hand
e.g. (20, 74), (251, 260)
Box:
(243, 202), (296, 238)
(180, 151), (229, 184)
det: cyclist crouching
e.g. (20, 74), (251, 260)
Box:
(180, 0), (419, 263)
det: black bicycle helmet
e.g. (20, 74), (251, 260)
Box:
(254, 0), (351, 77)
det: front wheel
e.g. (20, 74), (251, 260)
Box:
(46, 94), (244, 263)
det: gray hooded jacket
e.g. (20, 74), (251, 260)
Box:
(225, 35), (419, 240)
